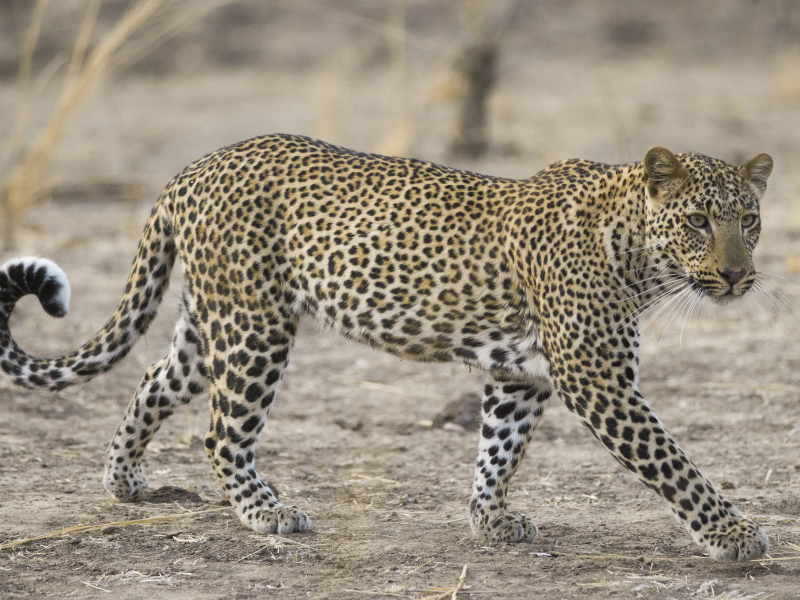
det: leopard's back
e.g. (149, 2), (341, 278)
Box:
(172, 134), (546, 374)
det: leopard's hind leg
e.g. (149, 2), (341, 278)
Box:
(104, 292), (207, 501)
(201, 302), (310, 534)
(469, 373), (553, 543)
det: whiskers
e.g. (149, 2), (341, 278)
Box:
(616, 263), (687, 323)
(605, 260), (677, 307)
(631, 270), (800, 354)
(614, 241), (662, 257)
(745, 272), (800, 348)
(620, 272), (707, 355)
(606, 252), (800, 352)
(639, 279), (703, 353)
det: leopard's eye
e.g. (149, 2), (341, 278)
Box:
(741, 214), (758, 228)
(687, 214), (708, 229)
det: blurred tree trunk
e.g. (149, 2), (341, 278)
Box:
(450, 41), (497, 159)
(449, 0), (520, 160)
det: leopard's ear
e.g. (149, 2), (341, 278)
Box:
(740, 153), (773, 198)
(644, 147), (688, 201)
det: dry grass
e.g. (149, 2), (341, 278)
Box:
(1, 0), (164, 250)
(421, 563), (469, 600)
(0, 0), (241, 251)
(7, 0), (50, 158)
(0, 506), (229, 551)
(113, 0), (243, 71)
(343, 564), (470, 599)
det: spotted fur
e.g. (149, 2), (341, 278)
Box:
(0, 135), (774, 560)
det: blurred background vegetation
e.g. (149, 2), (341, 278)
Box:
(2, 0), (800, 250)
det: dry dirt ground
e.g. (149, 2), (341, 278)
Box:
(3, 2), (800, 598)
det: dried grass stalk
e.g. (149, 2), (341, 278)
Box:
(420, 564), (469, 600)
(8, 0), (50, 155)
(0, 506), (229, 551)
(1, 0), (164, 250)
(114, 0), (240, 71)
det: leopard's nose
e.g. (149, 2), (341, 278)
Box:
(719, 268), (747, 285)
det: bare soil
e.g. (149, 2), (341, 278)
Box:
(2, 2), (800, 598)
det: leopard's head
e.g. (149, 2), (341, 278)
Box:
(643, 147), (773, 305)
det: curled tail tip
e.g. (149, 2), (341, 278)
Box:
(1, 257), (71, 318)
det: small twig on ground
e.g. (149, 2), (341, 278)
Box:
(82, 581), (112, 593)
(750, 556), (800, 564)
(351, 474), (403, 485)
(342, 590), (410, 598)
(172, 500), (193, 513)
(403, 557), (434, 575)
(237, 544), (273, 563)
(422, 564), (469, 600)
(452, 564), (468, 599)
(238, 533), (316, 562)
(0, 507), (230, 550)
(253, 534), (314, 549)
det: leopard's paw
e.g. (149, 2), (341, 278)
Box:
(470, 510), (538, 543)
(245, 505), (312, 534)
(699, 516), (769, 561)
(103, 463), (147, 502)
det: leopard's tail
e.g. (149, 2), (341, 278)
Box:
(0, 195), (177, 391)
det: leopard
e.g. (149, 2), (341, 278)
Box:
(0, 134), (774, 561)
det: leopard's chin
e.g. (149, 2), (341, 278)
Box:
(710, 291), (742, 306)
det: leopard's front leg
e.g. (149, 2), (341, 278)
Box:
(469, 374), (553, 543)
(552, 349), (768, 561)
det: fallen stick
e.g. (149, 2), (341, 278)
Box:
(452, 564), (468, 600)
(422, 564), (468, 600)
(0, 506), (230, 550)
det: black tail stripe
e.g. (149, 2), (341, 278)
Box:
(30, 264), (48, 293)
(7, 263), (25, 289)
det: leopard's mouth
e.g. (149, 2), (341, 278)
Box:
(710, 291), (739, 306)
(709, 287), (749, 306)
(691, 274), (752, 306)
